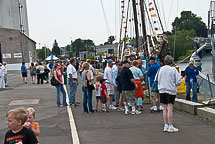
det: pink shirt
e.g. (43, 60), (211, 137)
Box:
(57, 71), (63, 82)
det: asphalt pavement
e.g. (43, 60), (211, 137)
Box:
(0, 71), (215, 144)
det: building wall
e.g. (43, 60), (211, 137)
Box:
(0, 0), (29, 36)
(0, 28), (36, 64)
(96, 43), (118, 55)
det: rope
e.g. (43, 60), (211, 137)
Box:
(173, 0), (179, 59)
(100, 0), (111, 36)
(160, 0), (167, 31)
(167, 0), (174, 30)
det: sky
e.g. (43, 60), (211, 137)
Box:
(27, 0), (212, 49)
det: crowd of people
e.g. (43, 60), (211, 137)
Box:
(11, 54), (200, 136)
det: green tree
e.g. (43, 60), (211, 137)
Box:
(52, 40), (61, 55)
(83, 39), (95, 51)
(37, 47), (52, 60)
(104, 36), (115, 45)
(172, 11), (207, 37)
(167, 30), (196, 60)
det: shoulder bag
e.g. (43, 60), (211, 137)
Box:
(151, 68), (161, 92)
(51, 71), (60, 86)
(84, 72), (95, 90)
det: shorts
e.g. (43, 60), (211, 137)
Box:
(96, 96), (101, 99)
(122, 90), (135, 103)
(101, 97), (107, 104)
(22, 72), (27, 77)
(160, 93), (176, 104)
(30, 72), (36, 76)
(136, 97), (143, 106)
(106, 83), (114, 96)
(150, 88), (159, 98)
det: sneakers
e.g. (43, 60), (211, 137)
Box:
(125, 110), (130, 115)
(109, 105), (117, 110)
(164, 126), (168, 132)
(117, 108), (125, 111)
(131, 110), (141, 115)
(167, 126), (179, 133)
(150, 106), (157, 111)
(159, 105), (163, 111)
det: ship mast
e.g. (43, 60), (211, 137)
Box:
(140, 0), (148, 58)
(132, 0), (140, 56)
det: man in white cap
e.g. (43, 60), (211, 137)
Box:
(2, 62), (7, 87)
(104, 59), (117, 110)
(0, 63), (5, 89)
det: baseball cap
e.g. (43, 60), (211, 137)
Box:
(123, 60), (130, 64)
(107, 59), (113, 63)
(149, 57), (155, 60)
(189, 59), (194, 65)
(100, 79), (106, 84)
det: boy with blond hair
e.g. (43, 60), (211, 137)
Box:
(25, 107), (40, 140)
(4, 108), (38, 144)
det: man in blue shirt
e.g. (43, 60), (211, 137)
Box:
(184, 59), (199, 102)
(146, 57), (162, 112)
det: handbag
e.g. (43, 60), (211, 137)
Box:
(84, 72), (95, 90)
(151, 68), (161, 92)
(151, 81), (158, 92)
(51, 72), (60, 86)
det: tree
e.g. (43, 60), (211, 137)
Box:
(172, 11), (207, 37)
(104, 36), (115, 45)
(166, 30), (196, 60)
(37, 47), (52, 60)
(52, 40), (61, 55)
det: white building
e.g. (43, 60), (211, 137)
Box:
(0, 0), (29, 36)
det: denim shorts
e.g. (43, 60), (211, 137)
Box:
(30, 72), (36, 76)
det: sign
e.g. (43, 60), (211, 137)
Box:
(2, 53), (11, 58)
(14, 53), (22, 58)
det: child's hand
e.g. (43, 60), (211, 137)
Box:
(24, 122), (32, 129)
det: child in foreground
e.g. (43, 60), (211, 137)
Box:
(100, 78), (108, 113)
(25, 107), (40, 141)
(95, 76), (102, 112)
(4, 107), (38, 144)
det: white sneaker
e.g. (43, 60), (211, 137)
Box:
(131, 110), (141, 115)
(154, 106), (158, 111)
(159, 105), (163, 111)
(125, 110), (130, 115)
(164, 126), (168, 132)
(111, 106), (117, 110)
(109, 105), (112, 110)
(150, 106), (154, 110)
(167, 126), (179, 133)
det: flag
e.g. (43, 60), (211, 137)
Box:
(121, 1), (124, 3)
(149, 2), (152, 6)
(151, 14), (157, 17)
(154, 21), (157, 24)
(155, 27), (158, 31)
(149, 8), (154, 11)
(123, 21), (126, 23)
(157, 34), (163, 36)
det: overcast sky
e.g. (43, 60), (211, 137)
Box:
(27, 0), (212, 49)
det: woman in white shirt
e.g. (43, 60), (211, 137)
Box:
(157, 55), (182, 133)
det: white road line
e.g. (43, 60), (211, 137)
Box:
(64, 85), (80, 144)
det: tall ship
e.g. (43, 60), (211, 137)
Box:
(190, 1), (215, 100)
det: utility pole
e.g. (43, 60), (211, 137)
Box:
(140, 0), (148, 58)
(132, 0), (140, 56)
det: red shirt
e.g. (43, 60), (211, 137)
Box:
(100, 83), (107, 98)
